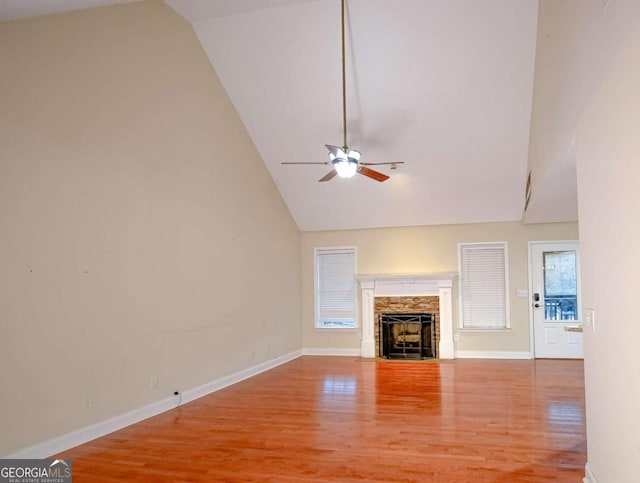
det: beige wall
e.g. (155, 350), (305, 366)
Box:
(0, 1), (301, 456)
(574, 2), (640, 482)
(530, 1), (640, 480)
(302, 221), (578, 352)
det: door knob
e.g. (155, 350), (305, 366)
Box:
(534, 303), (540, 308)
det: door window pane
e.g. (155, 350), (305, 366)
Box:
(543, 250), (578, 321)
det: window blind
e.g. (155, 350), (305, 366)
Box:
(316, 248), (356, 328)
(459, 243), (509, 329)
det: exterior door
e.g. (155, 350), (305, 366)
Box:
(530, 241), (583, 359)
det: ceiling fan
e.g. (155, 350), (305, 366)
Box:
(281, 0), (403, 183)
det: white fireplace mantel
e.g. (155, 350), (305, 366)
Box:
(356, 273), (458, 359)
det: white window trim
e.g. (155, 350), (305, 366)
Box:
(457, 241), (511, 330)
(314, 246), (358, 330)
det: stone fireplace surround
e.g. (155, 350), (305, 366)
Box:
(357, 274), (457, 359)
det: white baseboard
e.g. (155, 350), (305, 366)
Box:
(584, 462), (597, 483)
(454, 350), (533, 360)
(3, 349), (303, 459)
(4, 394), (179, 460)
(302, 348), (534, 359)
(302, 348), (361, 356)
(179, 350), (302, 405)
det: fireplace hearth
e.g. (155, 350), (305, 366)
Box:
(379, 313), (437, 360)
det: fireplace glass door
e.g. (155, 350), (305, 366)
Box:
(379, 313), (436, 360)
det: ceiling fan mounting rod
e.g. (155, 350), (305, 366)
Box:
(341, 0), (348, 151)
(281, 0), (396, 183)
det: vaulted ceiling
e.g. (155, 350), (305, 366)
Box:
(1, 0), (575, 231)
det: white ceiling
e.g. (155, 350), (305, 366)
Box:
(173, 0), (540, 231)
(165, 0), (319, 21)
(2, 0), (549, 232)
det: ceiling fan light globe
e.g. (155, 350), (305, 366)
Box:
(348, 149), (361, 161)
(335, 160), (357, 178)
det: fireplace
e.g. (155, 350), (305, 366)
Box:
(374, 295), (440, 358)
(357, 273), (457, 359)
(379, 313), (437, 360)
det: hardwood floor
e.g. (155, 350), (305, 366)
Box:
(55, 357), (586, 482)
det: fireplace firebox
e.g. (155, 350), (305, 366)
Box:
(379, 313), (437, 360)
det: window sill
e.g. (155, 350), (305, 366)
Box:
(314, 327), (360, 332)
(458, 328), (512, 333)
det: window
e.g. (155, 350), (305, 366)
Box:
(458, 242), (510, 330)
(315, 247), (356, 329)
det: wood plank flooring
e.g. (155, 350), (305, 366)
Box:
(55, 357), (586, 482)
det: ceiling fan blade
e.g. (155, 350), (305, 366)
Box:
(319, 170), (338, 182)
(281, 162), (330, 165)
(359, 161), (405, 166)
(358, 166), (389, 182)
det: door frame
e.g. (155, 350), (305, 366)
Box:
(528, 240), (582, 357)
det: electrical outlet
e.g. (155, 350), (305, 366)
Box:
(150, 377), (159, 390)
(82, 396), (93, 411)
(516, 289), (528, 298)
(585, 308), (595, 330)
(454, 334), (459, 342)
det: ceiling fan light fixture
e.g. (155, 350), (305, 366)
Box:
(328, 147), (347, 161)
(280, 1), (401, 183)
(335, 159), (358, 178)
